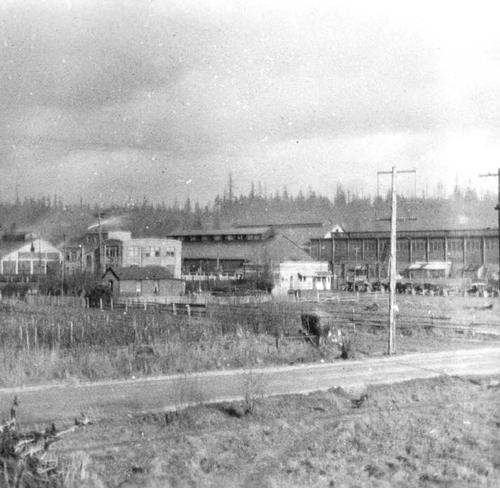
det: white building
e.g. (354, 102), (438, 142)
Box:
(273, 261), (333, 295)
(0, 233), (62, 276)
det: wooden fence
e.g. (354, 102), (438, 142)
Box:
(25, 295), (87, 308)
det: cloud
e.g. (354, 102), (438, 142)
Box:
(1, 0), (440, 143)
(0, 0), (193, 111)
(1, 0), (500, 205)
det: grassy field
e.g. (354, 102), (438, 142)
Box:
(0, 293), (499, 486)
(49, 374), (500, 487)
(0, 293), (498, 387)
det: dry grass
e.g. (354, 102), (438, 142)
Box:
(0, 294), (499, 486)
(0, 397), (97, 488)
(0, 294), (497, 387)
(53, 374), (500, 487)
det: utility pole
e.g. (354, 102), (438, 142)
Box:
(389, 168), (397, 354)
(479, 168), (500, 308)
(93, 210), (107, 274)
(61, 235), (65, 297)
(377, 168), (416, 355)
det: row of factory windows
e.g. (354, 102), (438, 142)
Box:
(326, 238), (498, 253)
(65, 246), (177, 262)
(317, 237), (499, 259)
(182, 234), (263, 243)
(126, 246), (176, 258)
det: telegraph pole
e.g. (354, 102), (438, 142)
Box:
(479, 168), (500, 308)
(389, 168), (397, 354)
(377, 168), (416, 355)
(93, 210), (107, 274)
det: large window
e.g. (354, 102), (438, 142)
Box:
(33, 262), (45, 274)
(411, 241), (425, 251)
(466, 239), (481, 250)
(364, 241), (377, 252)
(396, 241), (409, 251)
(18, 261), (31, 274)
(448, 240), (463, 251)
(486, 238), (498, 249)
(165, 246), (175, 257)
(144, 246), (160, 258)
(430, 240), (444, 251)
(129, 246), (140, 258)
(3, 261), (16, 274)
(106, 246), (119, 258)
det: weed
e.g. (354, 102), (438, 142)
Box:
(340, 334), (356, 360)
(0, 397), (94, 488)
(241, 370), (267, 415)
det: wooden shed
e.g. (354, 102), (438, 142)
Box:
(103, 266), (185, 299)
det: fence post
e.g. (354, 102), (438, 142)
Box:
(110, 298), (114, 311)
(186, 304), (191, 317)
(172, 303), (177, 316)
(99, 298), (103, 310)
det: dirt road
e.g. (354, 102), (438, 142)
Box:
(1, 347), (499, 425)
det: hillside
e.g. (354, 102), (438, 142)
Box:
(0, 188), (497, 245)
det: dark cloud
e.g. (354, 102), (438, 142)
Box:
(0, 0), (212, 111)
(0, 0), (498, 205)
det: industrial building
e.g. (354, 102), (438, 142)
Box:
(310, 227), (499, 286)
(166, 227), (315, 278)
(0, 233), (62, 277)
(64, 229), (182, 278)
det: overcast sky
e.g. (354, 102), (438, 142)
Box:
(1, 0), (500, 206)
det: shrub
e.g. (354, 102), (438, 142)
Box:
(340, 335), (356, 360)
(85, 285), (112, 308)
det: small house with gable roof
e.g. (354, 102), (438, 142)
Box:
(103, 266), (185, 299)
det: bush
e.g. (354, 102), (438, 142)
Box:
(340, 335), (356, 360)
(85, 285), (112, 308)
(1, 282), (31, 299)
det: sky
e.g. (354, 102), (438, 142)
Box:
(1, 0), (500, 206)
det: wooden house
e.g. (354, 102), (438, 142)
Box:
(103, 266), (185, 299)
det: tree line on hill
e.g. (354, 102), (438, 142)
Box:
(0, 180), (496, 245)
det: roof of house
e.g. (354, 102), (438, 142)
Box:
(0, 238), (60, 259)
(181, 234), (314, 263)
(103, 266), (174, 281)
(0, 242), (31, 258)
(167, 227), (273, 238)
(406, 261), (451, 271)
(463, 264), (485, 272)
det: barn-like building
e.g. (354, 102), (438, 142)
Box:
(310, 226), (499, 286)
